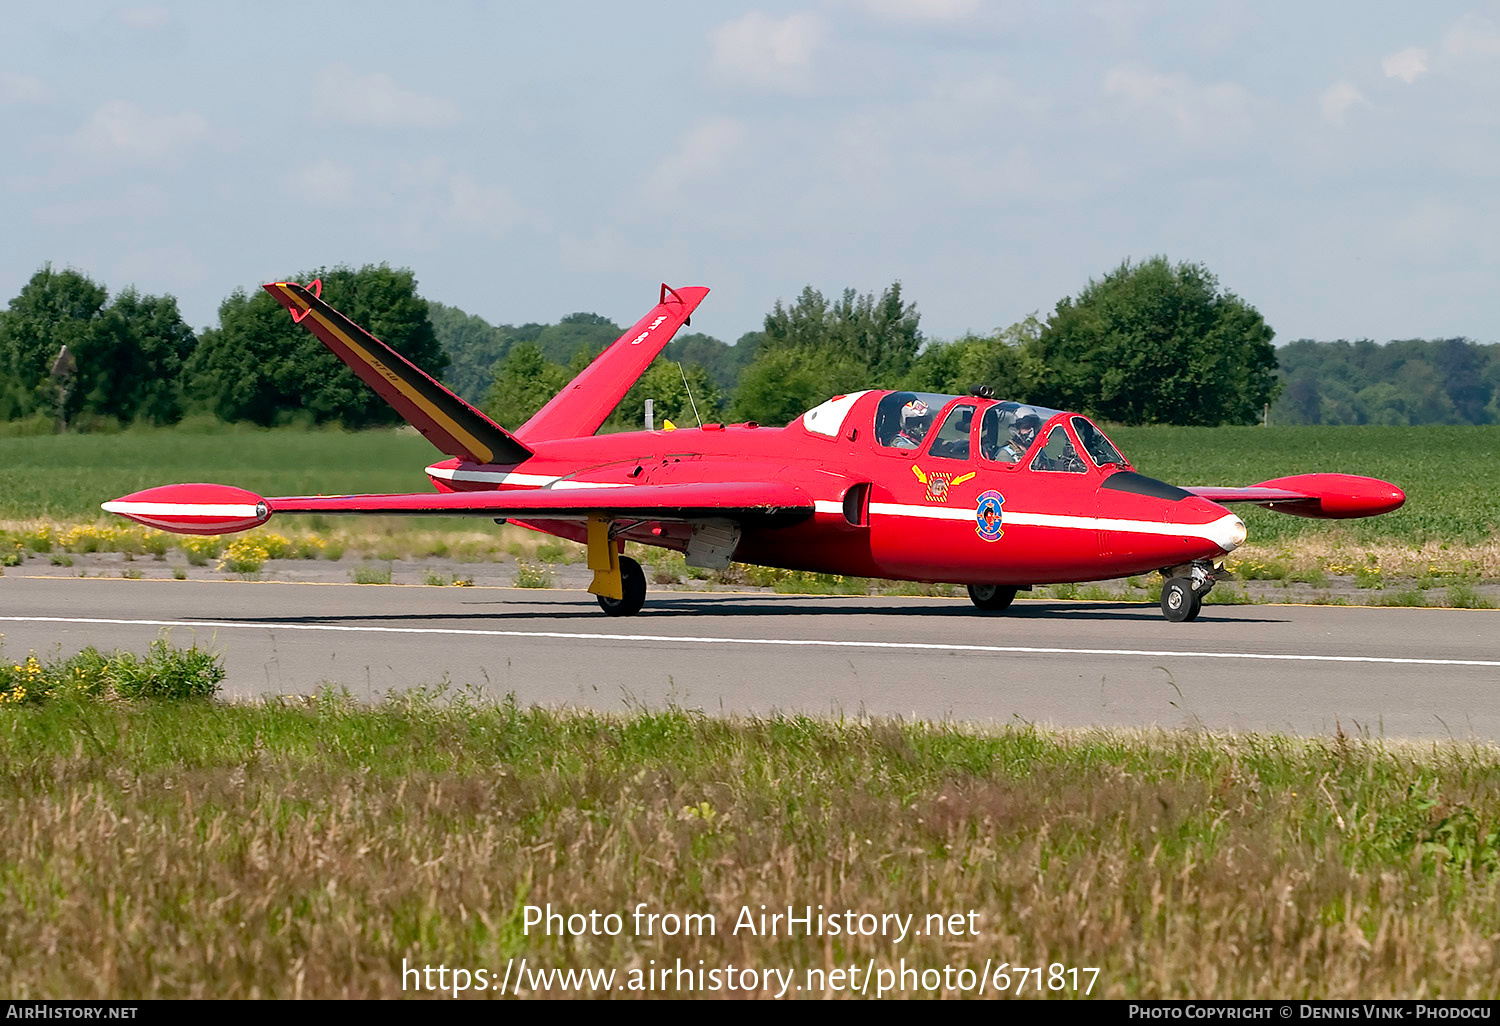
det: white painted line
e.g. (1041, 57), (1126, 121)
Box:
(4, 616), (1499, 669)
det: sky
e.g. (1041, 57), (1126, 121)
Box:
(2, 1), (1497, 348)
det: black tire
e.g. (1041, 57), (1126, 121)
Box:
(1160, 577), (1202, 622)
(967, 584), (1018, 612)
(597, 556), (647, 616)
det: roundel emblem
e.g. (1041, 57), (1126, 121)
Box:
(975, 490), (1005, 542)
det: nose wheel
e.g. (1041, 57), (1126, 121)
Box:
(968, 584), (1018, 612)
(1159, 561), (1217, 622)
(1160, 577), (1202, 622)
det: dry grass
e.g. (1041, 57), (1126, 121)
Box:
(1234, 535), (1500, 582)
(3, 695), (1500, 998)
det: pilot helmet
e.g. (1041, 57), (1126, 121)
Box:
(901, 398), (930, 427)
(1012, 406), (1041, 441)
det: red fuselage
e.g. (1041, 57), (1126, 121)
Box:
(427, 391), (1247, 587)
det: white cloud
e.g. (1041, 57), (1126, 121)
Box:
(0, 71), (48, 104)
(31, 184), (169, 227)
(1443, 14), (1500, 58)
(1090, 0), (1160, 44)
(1389, 197), (1459, 257)
(113, 245), (207, 293)
(311, 63), (460, 129)
(1103, 65), (1256, 145)
(841, 0), (981, 23)
(710, 11), (823, 91)
(1382, 47), (1429, 84)
(285, 159), (357, 206)
(1319, 81), (1366, 125)
(118, 6), (169, 30)
(72, 100), (211, 164)
(644, 117), (748, 200)
(445, 172), (522, 239)
(386, 157), (527, 243)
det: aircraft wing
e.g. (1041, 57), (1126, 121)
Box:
(103, 481), (813, 534)
(1182, 486), (1317, 505)
(269, 481), (811, 524)
(1182, 473), (1405, 519)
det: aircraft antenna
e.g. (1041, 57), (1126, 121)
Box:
(678, 362), (703, 428)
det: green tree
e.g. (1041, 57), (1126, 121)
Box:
(905, 315), (1043, 398)
(731, 347), (856, 426)
(74, 289), (196, 424)
(429, 300), (512, 404)
(0, 265), (108, 419)
(483, 342), (571, 430)
(663, 331), (758, 391)
(731, 282), (921, 424)
(609, 360), (721, 429)
(1032, 257), (1278, 426)
(534, 312), (622, 365)
(187, 264), (445, 427)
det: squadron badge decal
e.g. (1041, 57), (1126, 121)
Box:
(975, 490), (1005, 541)
(911, 464), (976, 503)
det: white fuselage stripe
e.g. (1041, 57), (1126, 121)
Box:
(423, 475), (1238, 543)
(3, 615), (1498, 669)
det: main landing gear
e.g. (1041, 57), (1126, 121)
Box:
(967, 584), (1018, 612)
(1159, 561), (1219, 622)
(597, 555), (647, 617)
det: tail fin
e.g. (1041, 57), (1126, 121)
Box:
(264, 281), (532, 466)
(517, 284), (710, 440)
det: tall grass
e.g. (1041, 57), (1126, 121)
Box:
(3, 694), (1500, 998)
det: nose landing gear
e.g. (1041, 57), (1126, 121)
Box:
(1159, 561), (1219, 622)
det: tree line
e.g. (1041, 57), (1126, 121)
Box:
(2, 257), (1489, 435)
(1271, 337), (1500, 426)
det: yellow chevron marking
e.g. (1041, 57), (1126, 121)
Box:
(910, 464), (928, 484)
(275, 285), (497, 464)
(953, 472), (976, 486)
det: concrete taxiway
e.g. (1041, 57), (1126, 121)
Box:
(1, 575), (1496, 738)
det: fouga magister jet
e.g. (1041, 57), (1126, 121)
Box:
(103, 281), (1405, 622)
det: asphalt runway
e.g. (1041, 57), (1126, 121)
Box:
(2, 575), (1497, 738)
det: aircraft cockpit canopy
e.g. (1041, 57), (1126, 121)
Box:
(856, 391), (1129, 471)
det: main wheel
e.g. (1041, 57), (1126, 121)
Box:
(967, 584), (1018, 612)
(597, 556), (647, 616)
(1160, 577), (1202, 622)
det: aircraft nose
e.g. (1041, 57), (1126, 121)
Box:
(1209, 512), (1248, 553)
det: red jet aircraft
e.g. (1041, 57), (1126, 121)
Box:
(105, 282), (1405, 622)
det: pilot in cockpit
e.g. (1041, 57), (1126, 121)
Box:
(998, 406), (1041, 462)
(891, 399), (933, 449)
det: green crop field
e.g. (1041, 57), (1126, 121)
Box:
(2, 423), (1497, 549)
(0, 423), (435, 523)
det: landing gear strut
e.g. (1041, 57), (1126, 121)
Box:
(1159, 561), (1218, 622)
(967, 584), (1018, 612)
(597, 556), (647, 616)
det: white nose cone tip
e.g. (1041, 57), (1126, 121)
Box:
(1204, 513), (1248, 553)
